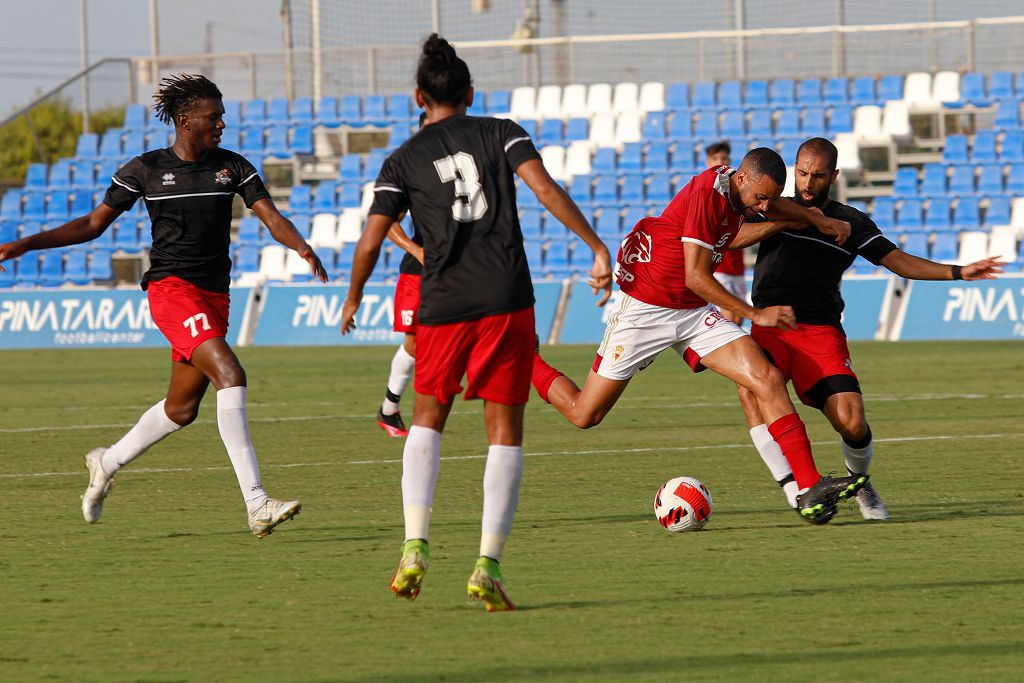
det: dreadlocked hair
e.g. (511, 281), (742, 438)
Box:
(152, 74), (223, 125)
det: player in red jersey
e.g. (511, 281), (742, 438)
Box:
(532, 147), (870, 523)
(0, 75), (327, 537)
(340, 35), (611, 611)
(705, 141), (748, 324)
(739, 138), (1003, 520)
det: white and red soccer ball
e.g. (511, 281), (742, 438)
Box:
(654, 476), (713, 532)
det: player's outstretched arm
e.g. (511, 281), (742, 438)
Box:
(730, 216), (811, 249)
(880, 250), (1005, 281)
(341, 213), (393, 334)
(251, 198), (328, 282)
(763, 198), (851, 245)
(386, 217), (423, 265)
(0, 203), (121, 269)
(515, 158), (612, 305)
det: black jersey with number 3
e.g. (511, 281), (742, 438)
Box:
(103, 148), (270, 293)
(369, 115), (540, 325)
(752, 200), (898, 331)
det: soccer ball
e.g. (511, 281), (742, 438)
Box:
(654, 476), (713, 532)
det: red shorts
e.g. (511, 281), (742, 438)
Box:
(393, 273), (421, 334)
(415, 307), (535, 405)
(750, 323), (861, 409)
(147, 276), (230, 362)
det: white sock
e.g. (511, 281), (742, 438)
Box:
(750, 424), (799, 509)
(382, 345), (415, 416)
(480, 445), (523, 561)
(100, 400), (182, 475)
(216, 386), (267, 514)
(402, 426), (441, 541)
(842, 435), (874, 475)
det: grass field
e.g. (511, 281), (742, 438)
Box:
(2, 341), (1023, 682)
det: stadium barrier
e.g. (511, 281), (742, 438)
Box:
(890, 274), (1024, 340)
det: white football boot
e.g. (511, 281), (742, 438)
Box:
(248, 498), (302, 538)
(856, 482), (890, 520)
(82, 447), (115, 524)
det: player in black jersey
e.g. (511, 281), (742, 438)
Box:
(0, 74), (327, 538)
(340, 35), (612, 611)
(737, 137), (1003, 520)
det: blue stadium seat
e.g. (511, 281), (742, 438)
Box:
(902, 232), (930, 258)
(985, 196), (1011, 225)
(642, 112), (667, 141)
(592, 148), (617, 174)
(931, 232), (958, 261)
(798, 78), (822, 105)
(850, 77), (877, 106)
(523, 240), (543, 270)
(290, 125), (313, 155)
(339, 95), (362, 126)
(878, 75), (904, 102)
(387, 94), (413, 123)
(949, 165), (976, 196)
(223, 100), (243, 127)
(622, 205), (647, 230)
(146, 108), (167, 132)
(644, 142), (671, 172)
(824, 77), (848, 104)
(38, 251), (64, 287)
(113, 220), (140, 251)
(545, 240), (571, 276)
(770, 79), (796, 107)
(363, 95), (389, 127)
(95, 159), (118, 188)
(1000, 130), (1024, 163)
(959, 72), (989, 106)
(99, 129), (123, 159)
(693, 111), (719, 139)
(718, 81), (743, 110)
(995, 100), (1021, 130)
(748, 109), (773, 138)
(15, 254), (40, 286)
(241, 126), (264, 155)
(290, 214), (312, 240)
(745, 80), (769, 108)
(76, 133), (99, 160)
(665, 83), (691, 112)
(486, 89), (511, 114)
(778, 139), (800, 166)
(693, 82), (716, 109)
(69, 190), (93, 217)
(264, 126), (290, 159)
(91, 221), (114, 249)
(619, 143), (643, 172)
(243, 99), (266, 126)
(237, 216), (262, 245)
(289, 184), (312, 214)
(316, 97), (341, 127)
(48, 159), (73, 190)
(87, 250), (113, 282)
(338, 184), (362, 208)
(312, 181), (338, 211)
(539, 119), (564, 146)
(291, 97), (313, 124)
(593, 207), (620, 236)
(0, 259), (13, 287)
(943, 135), (968, 165)
(671, 145), (697, 174)
(827, 105), (854, 136)
(972, 131), (999, 163)
(0, 220), (17, 242)
(235, 245), (260, 274)
(802, 108), (826, 137)
(667, 112), (693, 141)
(989, 71), (1014, 100)
(364, 148), (388, 180)
(64, 249), (89, 285)
(122, 131), (145, 157)
(620, 175), (644, 203)
(592, 175), (618, 203)
(953, 197), (981, 229)
(519, 208), (542, 239)
(976, 165), (1005, 197)
(339, 154), (362, 181)
(569, 174), (592, 205)
(46, 191), (71, 222)
(893, 167), (919, 196)
(22, 193), (46, 221)
(25, 163), (47, 190)
(217, 126), (240, 151)
(517, 118), (539, 140)
(1007, 164), (1024, 194)
(646, 173), (673, 203)
(267, 99), (290, 125)
(20, 221), (42, 238)
(467, 91), (486, 116)
(124, 103), (147, 131)
(776, 109), (800, 137)
(72, 161), (95, 190)
(566, 117), (589, 142)
(721, 110), (745, 138)
(897, 198), (923, 230)
(925, 198), (951, 230)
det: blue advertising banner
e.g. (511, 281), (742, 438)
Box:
(838, 276), (892, 340)
(893, 275), (1024, 340)
(250, 281), (563, 346)
(0, 287), (251, 349)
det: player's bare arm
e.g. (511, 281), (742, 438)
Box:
(684, 242), (796, 330)
(0, 203), (122, 268)
(730, 217), (810, 249)
(515, 157), (612, 305)
(341, 213), (394, 334)
(764, 198), (851, 245)
(879, 250), (1005, 281)
(387, 217), (424, 265)
(250, 198), (328, 282)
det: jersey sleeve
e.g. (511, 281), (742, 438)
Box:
(679, 189), (728, 250)
(497, 119), (541, 171)
(849, 214), (898, 265)
(368, 154), (409, 220)
(233, 155), (271, 208)
(102, 156), (146, 211)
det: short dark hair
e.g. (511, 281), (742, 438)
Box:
(705, 141), (731, 157)
(152, 74), (222, 125)
(740, 147), (787, 186)
(416, 34), (473, 107)
(796, 137), (839, 171)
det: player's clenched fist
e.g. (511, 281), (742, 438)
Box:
(753, 305), (797, 330)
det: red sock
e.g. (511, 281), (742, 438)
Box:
(767, 413), (820, 490)
(531, 351), (563, 403)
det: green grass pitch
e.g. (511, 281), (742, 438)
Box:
(2, 342), (1022, 681)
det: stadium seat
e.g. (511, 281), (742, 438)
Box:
(957, 230), (988, 264)
(665, 83), (691, 113)
(312, 181), (337, 212)
(337, 209), (364, 243)
(642, 112), (667, 142)
(593, 207), (620, 236)
(949, 165), (976, 196)
(545, 240), (571, 276)
(72, 161), (96, 190)
(958, 72), (988, 106)
(387, 94), (413, 122)
(75, 133), (99, 160)
(826, 105), (854, 136)
(985, 196), (1012, 225)
(920, 163), (949, 198)
(338, 183), (362, 208)
(64, 249), (89, 285)
(879, 74), (905, 103)
(565, 117), (589, 142)
(645, 142), (671, 172)
(467, 91), (486, 116)
(1000, 130), (1024, 163)
(70, 190), (93, 217)
(540, 145), (568, 182)
(585, 84), (612, 115)
(721, 110), (745, 138)
(850, 77), (877, 106)
(487, 89), (511, 115)
(363, 95), (388, 127)
(802, 108), (826, 138)
(770, 79), (796, 107)
(291, 97), (314, 124)
(113, 220), (140, 251)
(46, 191), (71, 222)
(977, 165), (1006, 197)
(243, 99), (267, 126)
(902, 232), (929, 258)
(558, 84), (586, 119)
(953, 197), (981, 229)
(15, 254), (40, 286)
(510, 86), (537, 119)
(932, 71), (960, 105)
(931, 232), (958, 262)
(741, 80), (767, 109)
(778, 139), (800, 166)
(1007, 164), (1024, 195)
(258, 245), (289, 281)
(124, 103), (147, 131)
(925, 198), (952, 230)
(565, 142), (592, 177)
(619, 142), (643, 172)
(25, 163), (48, 190)
(237, 216), (262, 246)
(22, 193), (46, 222)
(893, 167), (919, 196)
(615, 112), (642, 146)
(638, 82), (665, 114)
(798, 78), (823, 105)
(267, 98), (290, 125)
(1011, 197), (1024, 232)
(775, 109), (800, 138)
(339, 154), (362, 181)
(316, 97), (341, 127)
(646, 173), (672, 203)
(853, 105), (883, 140)
(824, 77), (848, 105)
(671, 145), (697, 174)
(882, 101), (911, 139)
(38, 251), (65, 287)
(592, 175), (618, 203)
(99, 129), (123, 159)
(620, 175), (644, 203)
(241, 126), (264, 155)
(290, 185), (312, 213)
(87, 249), (113, 283)
(897, 199), (923, 230)
(718, 81), (743, 110)
(0, 220), (17, 242)
(995, 100), (1021, 130)
(519, 208), (543, 239)
(308, 214), (339, 249)
(523, 240), (543, 270)
(264, 126), (290, 159)
(290, 125), (314, 155)
(592, 147), (617, 175)
(48, 159), (73, 190)
(338, 95), (362, 126)
(613, 82), (640, 114)
(219, 127), (240, 151)
(667, 112), (693, 141)
(121, 131), (145, 157)
(517, 118), (539, 141)
(989, 71), (1015, 100)
(748, 109), (773, 139)
(693, 111), (719, 139)
(364, 149), (389, 179)
(987, 225), (1017, 261)
(538, 119), (564, 146)
(943, 135), (969, 165)
(972, 131), (999, 164)
(692, 82), (716, 109)
(568, 173), (592, 205)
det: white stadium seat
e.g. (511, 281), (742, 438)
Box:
(932, 71), (961, 104)
(560, 84), (588, 119)
(540, 145), (568, 182)
(285, 249), (312, 279)
(882, 101), (912, 139)
(834, 133), (863, 175)
(360, 182), (375, 212)
(588, 111), (617, 148)
(957, 230), (988, 265)
(336, 208), (365, 243)
(782, 165), (795, 198)
(564, 140), (593, 177)
(987, 225), (1017, 262)
(586, 83), (613, 115)
(1010, 197), (1024, 236)
(534, 85), (563, 120)
(614, 111), (643, 146)
(612, 82), (639, 114)
(510, 86), (537, 119)
(309, 213), (340, 248)
(903, 71), (936, 108)
(638, 82), (666, 114)
(853, 106), (884, 141)
(258, 245), (289, 281)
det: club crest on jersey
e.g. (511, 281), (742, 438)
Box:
(214, 168), (233, 185)
(620, 230), (652, 265)
(161, 173), (176, 186)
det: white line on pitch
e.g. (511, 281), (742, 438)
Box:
(1, 432), (1018, 480)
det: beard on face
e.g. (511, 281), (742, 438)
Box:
(794, 184), (829, 207)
